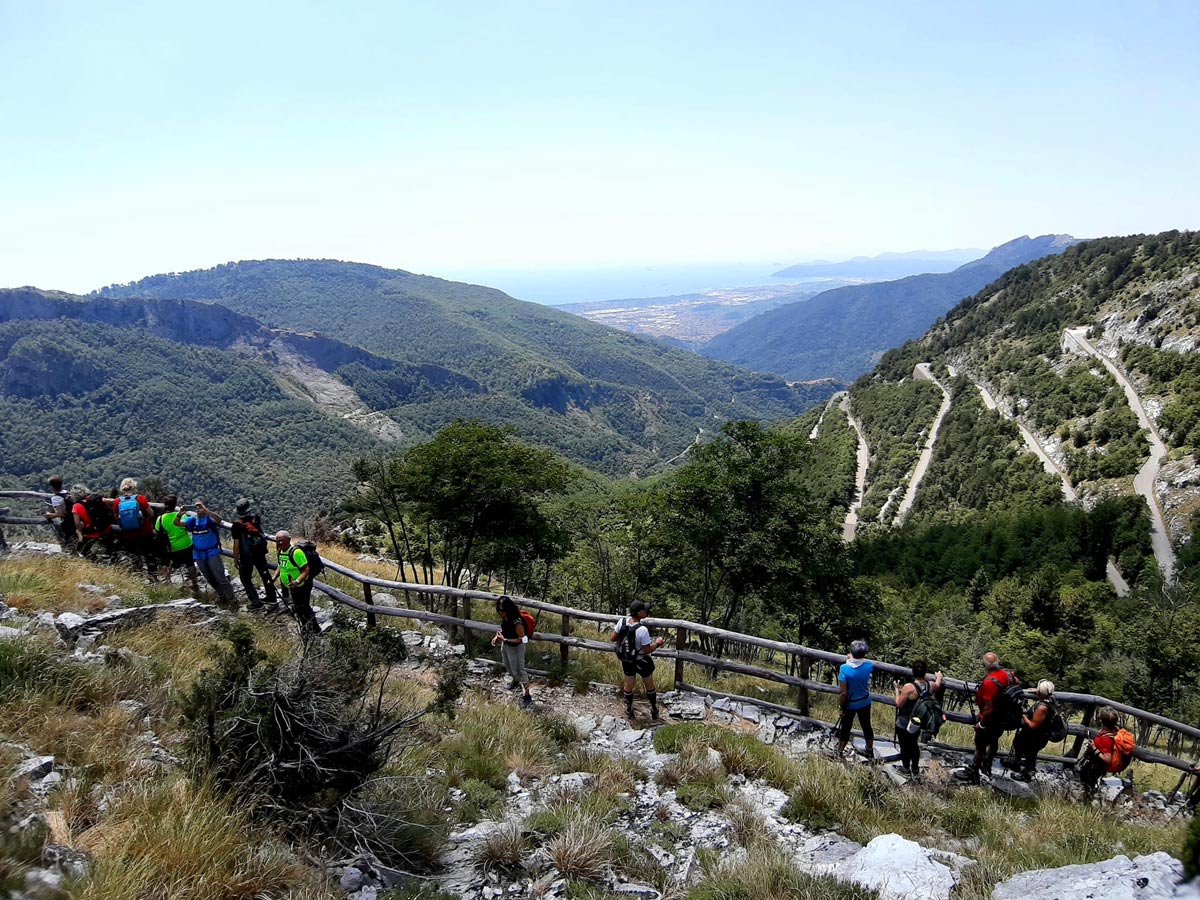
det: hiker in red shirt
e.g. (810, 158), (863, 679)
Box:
(71, 484), (118, 559)
(956, 651), (1018, 784)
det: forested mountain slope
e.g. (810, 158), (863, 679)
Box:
(0, 311), (381, 522)
(94, 259), (830, 472)
(851, 230), (1200, 590)
(702, 234), (1078, 383)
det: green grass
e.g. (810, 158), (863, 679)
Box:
(686, 843), (878, 900)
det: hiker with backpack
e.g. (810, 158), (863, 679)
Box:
(71, 484), (118, 559)
(154, 495), (200, 595)
(231, 498), (278, 613)
(893, 660), (944, 778)
(611, 601), (664, 721)
(836, 640), (875, 759)
(272, 530), (320, 635)
(1008, 680), (1065, 781)
(490, 595), (535, 708)
(181, 499), (235, 608)
(956, 651), (1022, 784)
(1078, 706), (1136, 795)
(43, 476), (77, 551)
(115, 478), (158, 578)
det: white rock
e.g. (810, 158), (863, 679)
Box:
(572, 715), (598, 737)
(837, 834), (957, 900)
(616, 729), (646, 746)
(0, 626), (23, 640)
(557, 772), (595, 793)
(507, 771), (523, 793)
(12, 756), (55, 781)
(56, 612), (86, 631)
(991, 852), (1199, 900)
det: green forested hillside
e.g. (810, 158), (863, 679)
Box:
(0, 318), (379, 522)
(94, 259), (830, 472)
(851, 230), (1200, 590)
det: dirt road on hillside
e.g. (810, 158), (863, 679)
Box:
(839, 393), (871, 542)
(1063, 328), (1175, 583)
(893, 363), (952, 525)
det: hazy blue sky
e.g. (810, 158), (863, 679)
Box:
(2, 1), (1198, 294)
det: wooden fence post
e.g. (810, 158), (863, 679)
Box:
(1068, 704), (1095, 758)
(674, 627), (686, 689)
(560, 613), (570, 668)
(797, 654), (811, 717)
(462, 596), (472, 656)
(363, 582), (376, 630)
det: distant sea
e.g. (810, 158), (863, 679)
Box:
(433, 262), (832, 306)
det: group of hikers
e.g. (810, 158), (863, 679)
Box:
(837, 641), (1137, 792)
(23, 479), (1149, 794)
(38, 475), (323, 635)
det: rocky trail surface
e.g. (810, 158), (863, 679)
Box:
(1063, 327), (1176, 583)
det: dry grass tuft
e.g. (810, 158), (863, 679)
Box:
(439, 700), (555, 788)
(0, 555), (151, 613)
(71, 777), (335, 900)
(546, 818), (614, 880)
(687, 842), (876, 900)
(474, 821), (529, 871)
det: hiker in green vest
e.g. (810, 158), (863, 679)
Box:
(272, 530), (318, 636)
(154, 495), (200, 595)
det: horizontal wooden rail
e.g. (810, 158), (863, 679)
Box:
(4, 487), (1200, 771)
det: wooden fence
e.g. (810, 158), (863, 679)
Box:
(3, 488), (1199, 782)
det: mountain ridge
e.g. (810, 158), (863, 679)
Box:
(702, 234), (1080, 384)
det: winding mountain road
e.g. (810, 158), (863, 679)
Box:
(959, 366), (1130, 595)
(1063, 328), (1176, 584)
(839, 393), (871, 543)
(893, 363), (952, 525)
(809, 393), (839, 441)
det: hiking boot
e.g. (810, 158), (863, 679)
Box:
(521, 694), (533, 709)
(508, 680), (522, 690)
(1011, 771), (1032, 783)
(952, 766), (980, 784)
(649, 705), (661, 721)
(625, 703), (636, 720)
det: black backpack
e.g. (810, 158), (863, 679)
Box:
(289, 540), (325, 580)
(1044, 701), (1068, 743)
(614, 617), (641, 662)
(56, 491), (77, 537)
(988, 674), (1026, 731)
(83, 494), (113, 532)
(238, 515), (268, 556)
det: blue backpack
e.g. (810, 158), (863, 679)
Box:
(118, 495), (144, 531)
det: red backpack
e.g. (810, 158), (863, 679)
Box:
(519, 609), (537, 640)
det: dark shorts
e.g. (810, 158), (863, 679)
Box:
(620, 655), (655, 678)
(165, 547), (194, 569)
(974, 719), (1005, 752)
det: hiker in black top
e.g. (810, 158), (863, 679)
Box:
(230, 498), (278, 612)
(610, 601), (664, 720)
(43, 476), (77, 551)
(1008, 680), (1058, 781)
(893, 660), (943, 778)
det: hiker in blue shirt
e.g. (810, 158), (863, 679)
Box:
(181, 498), (235, 608)
(836, 640), (875, 759)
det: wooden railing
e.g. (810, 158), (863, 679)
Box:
(3, 489), (1199, 780)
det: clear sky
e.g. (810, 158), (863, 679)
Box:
(2, 0), (1198, 294)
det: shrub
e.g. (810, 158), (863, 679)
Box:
(1184, 814), (1200, 881)
(456, 779), (504, 823)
